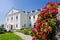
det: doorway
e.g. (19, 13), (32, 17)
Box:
(11, 25), (13, 30)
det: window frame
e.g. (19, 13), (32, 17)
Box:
(33, 16), (35, 19)
(16, 24), (18, 28)
(16, 16), (18, 20)
(11, 17), (13, 21)
(29, 16), (31, 19)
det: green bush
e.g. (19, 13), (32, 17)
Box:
(16, 28), (32, 35)
(0, 30), (4, 34)
(32, 2), (59, 40)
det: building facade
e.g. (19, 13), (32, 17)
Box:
(4, 9), (40, 31)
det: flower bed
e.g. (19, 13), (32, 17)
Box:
(32, 2), (60, 40)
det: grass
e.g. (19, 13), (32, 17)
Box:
(16, 28), (32, 35)
(0, 32), (23, 40)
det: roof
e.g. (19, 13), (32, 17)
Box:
(7, 9), (20, 15)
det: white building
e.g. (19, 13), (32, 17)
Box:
(4, 9), (40, 31)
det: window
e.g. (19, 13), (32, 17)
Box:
(33, 16), (35, 19)
(23, 11), (25, 13)
(16, 16), (18, 20)
(11, 17), (13, 20)
(29, 24), (31, 26)
(24, 24), (26, 27)
(32, 10), (35, 12)
(29, 16), (31, 19)
(27, 12), (30, 13)
(37, 9), (40, 11)
(7, 25), (8, 28)
(16, 24), (18, 27)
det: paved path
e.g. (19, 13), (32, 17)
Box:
(14, 32), (32, 40)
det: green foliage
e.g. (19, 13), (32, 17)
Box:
(16, 28), (32, 35)
(0, 30), (4, 34)
(0, 24), (4, 28)
(32, 2), (59, 40)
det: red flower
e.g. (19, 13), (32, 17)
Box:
(42, 32), (45, 35)
(37, 23), (41, 27)
(44, 13), (47, 17)
(42, 35), (47, 40)
(32, 37), (36, 40)
(37, 31), (41, 35)
(49, 8), (58, 14)
(43, 20), (47, 23)
(32, 28), (36, 34)
(38, 13), (42, 16)
(43, 18), (48, 23)
(34, 26), (39, 30)
(43, 8), (49, 12)
(34, 23), (41, 29)
(45, 26), (50, 31)
(55, 8), (58, 14)
(41, 26), (45, 29)
(48, 2), (55, 6)
(41, 8), (49, 15)
(41, 11), (45, 15)
(36, 19), (40, 23)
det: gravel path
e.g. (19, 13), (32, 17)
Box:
(14, 32), (32, 40)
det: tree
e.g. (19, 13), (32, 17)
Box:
(0, 24), (4, 28)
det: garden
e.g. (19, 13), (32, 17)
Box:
(0, 2), (60, 40)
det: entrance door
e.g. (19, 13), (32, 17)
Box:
(11, 25), (13, 30)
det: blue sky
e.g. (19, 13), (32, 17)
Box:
(0, 0), (60, 25)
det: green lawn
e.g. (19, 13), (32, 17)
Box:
(0, 32), (23, 40)
(16, 28), (33, 36)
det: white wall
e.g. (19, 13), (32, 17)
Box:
(13, 13), (21, 29)
(5, 10), (22, 31)
(27, 11), (40, 28)
(5, 9), (40, 31)
(20, 12), (28, 28)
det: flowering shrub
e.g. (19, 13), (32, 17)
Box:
(32, 2), (60, 40)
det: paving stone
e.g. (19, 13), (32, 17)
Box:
(14, 32), (32, 40)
